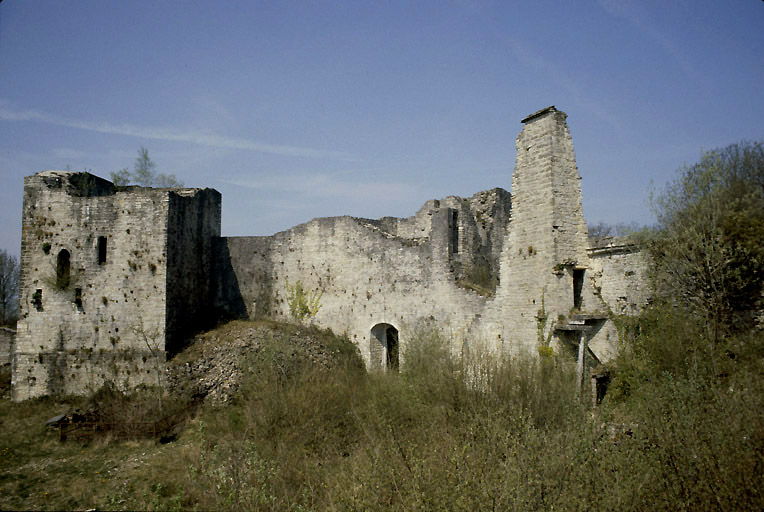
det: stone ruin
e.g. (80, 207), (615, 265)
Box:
(11, 106), (648, 400)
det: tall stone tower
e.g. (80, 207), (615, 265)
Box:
(12, 171), (221, 400)
(487, 106), (592, 353)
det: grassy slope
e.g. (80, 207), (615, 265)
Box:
(0, 397), (195, 510)
(0, 319), (356, 511)
(1, 317), (763, 511)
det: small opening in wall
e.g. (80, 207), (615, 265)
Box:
(56, 249), (71, 289)
(32, 289), (43, 311)
(371, 323), (400, 371)
(98, 236), (107, 264)
(451, 209), (459, 254)
(74, 288), (83, 311)
(573, 269), (585, 310)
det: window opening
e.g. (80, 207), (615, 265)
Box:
(98, 236), (107, 264)
(573, 269), (584, 310)
(74, 288), (83, 311)
(56, 249), (71, 289)
(451, 210), (459, 254)
(32, 289), (43, 311)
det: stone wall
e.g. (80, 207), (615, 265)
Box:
(211, 108), (641, 367)
(474, 107), (601, 359)
(12, 106), (649, 399)
(12, 172), (221, 400)
(588, 237), (649, 315)
(165, 188), (222, 353)
(214, 193), (509, 367)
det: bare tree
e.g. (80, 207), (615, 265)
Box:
(133, 318), (166, 415)
(588, 221), (642, 239)
(0, 250), (19, 326)
(110, 147), (183, 188)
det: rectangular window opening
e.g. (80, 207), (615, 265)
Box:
(97, 236), (107, 264)
(451, 210), (459, 254)
(573, 269), (585, 310)
(74, 287), (83, 311)
(33, 288), (43, 311)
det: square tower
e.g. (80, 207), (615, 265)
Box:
(12, 171), (220, 400)
(489, 107), (594, 351)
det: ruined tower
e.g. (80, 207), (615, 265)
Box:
(483, 106), (597, 353)
(12, 172), (221, 400)
(11, 107), (646, 401)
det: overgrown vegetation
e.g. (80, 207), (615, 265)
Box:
(2, 141), (763, 510)
(285, 279), (322, 322)
(2, 314), (763, 510)
(645, 141), (764, 340)
(588, 220), (642, 238)
(456, 261), (497, 296)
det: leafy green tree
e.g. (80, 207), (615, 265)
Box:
(110, 147), (183, 187)
(0, 249), (20, 326)
(647, 141), (764, 340)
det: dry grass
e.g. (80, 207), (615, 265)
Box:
(2, 317), (763, 510)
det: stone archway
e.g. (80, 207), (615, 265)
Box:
(370, 323), (399, 371)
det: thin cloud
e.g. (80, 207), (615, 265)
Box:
(454, 2), (625, 134)
(221, 172), (416, 200)
(504, 40), (625, 134)
(0, 101), (355, 160)
(596, 0), (696, 79)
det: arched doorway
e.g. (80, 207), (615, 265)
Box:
(370, 323), (399, 371)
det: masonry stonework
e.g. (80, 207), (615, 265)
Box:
(12, 173), (220, 400)
(12, 106), (647, 399)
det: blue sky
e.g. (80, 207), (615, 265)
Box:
(1, 0), (763, 256)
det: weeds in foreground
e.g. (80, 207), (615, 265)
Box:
(2, 318), (763, 510)
(180, 321), (764, 511)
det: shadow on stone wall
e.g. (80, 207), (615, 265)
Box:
(211, 238), (248, 322)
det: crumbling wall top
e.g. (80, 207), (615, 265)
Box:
(33, 171), (115, 197)
(521, 105), (563, 124)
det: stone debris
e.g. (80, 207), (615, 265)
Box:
(165, 323), (351, 404)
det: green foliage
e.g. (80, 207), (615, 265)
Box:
(604, 301), (764, 510)
(189, 425), (278, 511)
(285, 279), (322, 321)
(647, 141), (764, 338)
(110, 147), (183, 188)
(68, 172), (99, 197)
(3, 320), (763, 510)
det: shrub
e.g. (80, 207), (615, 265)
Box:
(285, 279), (322, 321)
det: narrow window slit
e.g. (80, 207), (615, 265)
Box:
(98, 236), (107, 264)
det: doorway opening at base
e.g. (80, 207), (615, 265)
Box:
(370, 323), (399, 371)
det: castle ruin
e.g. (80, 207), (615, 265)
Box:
(11, 106), (647, 400)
